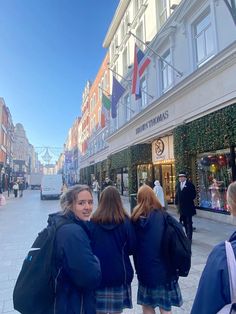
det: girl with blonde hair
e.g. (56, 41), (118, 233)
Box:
(131, 184), (183, 314)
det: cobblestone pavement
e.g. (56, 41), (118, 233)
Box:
(0, 190), (235, 313)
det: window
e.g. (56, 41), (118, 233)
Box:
(136, 23), (144, 47)
(161, 49), (173, 92)
(159, 0), (167, 25)
(98, 84), (102, 101)
(104, 72), (107, 89)
(123, 48), (128, 75)
(124, 94), (131, 121)
(140, 77), (148, 108)
(134, 0), (143, 16)
(193, 10), (214, 67)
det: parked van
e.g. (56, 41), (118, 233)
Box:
(40, 174), (62, 200)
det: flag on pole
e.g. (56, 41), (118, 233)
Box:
(131, 44), (151, 99)
(111, 76), (125, 119)
(102, 93), (111, 110)
(101, 93), (111, 128)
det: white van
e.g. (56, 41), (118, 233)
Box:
(40, 174), (62, 200)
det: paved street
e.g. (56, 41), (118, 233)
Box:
(0, 190), (235, 313)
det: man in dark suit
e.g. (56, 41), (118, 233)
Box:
(175, 171), (196, 241)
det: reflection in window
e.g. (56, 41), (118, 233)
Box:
(197, 150), (232, 212)
(161, 49), (173, 92)
(140, 77), (147, 108)
(124, 94), (131, 121)
(159, 0), (167, 25)
(193, 10), (214, 66)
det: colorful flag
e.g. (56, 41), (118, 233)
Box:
(102, 93), (111, 110)
(111, 76), (125, 119)
(101, 93), (111, 128)
(131, 44), (151, 99)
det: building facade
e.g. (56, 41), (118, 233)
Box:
(78, 0), (236, 222)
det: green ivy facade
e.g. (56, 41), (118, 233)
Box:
(173, 103), (236, 180)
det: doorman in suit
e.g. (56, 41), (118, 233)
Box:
(175, 171), (196, 241)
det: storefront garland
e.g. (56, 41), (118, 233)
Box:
(174, 103), (236, 179)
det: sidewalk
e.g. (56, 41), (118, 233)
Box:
(0, 191), (235, 313)
(119, 195), (235, 313)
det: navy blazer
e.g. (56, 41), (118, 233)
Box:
(191, 231), (236, 314)
(89, 218), (136, 288)
(51, 212), (101, 314)
(133, 210), (177, 287)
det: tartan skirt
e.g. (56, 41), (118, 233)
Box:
(95, 284), (132, 313)
(137, 281), (183, 311)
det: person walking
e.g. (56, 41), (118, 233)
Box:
(49, 184), (101, 314)
(101, 177), (112, 191)
(92, 179), (100, 201)
(131, 184), (183, 314)
(19, 181), (24, 197)
(153, 180), (165, 209)
(191, 181), (236, 313)
(13, 181), (19, 198)
(175, 171), (196, 241)
(89, 186), (136, 314)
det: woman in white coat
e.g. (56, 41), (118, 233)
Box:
(153, 180), (165, 209)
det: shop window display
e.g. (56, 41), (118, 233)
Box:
(197, 152), (231, 212)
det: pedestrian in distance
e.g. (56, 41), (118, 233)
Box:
(13, 181), (19, 198)
(19, 180), (24, 197)
(92, 179), (100, 202)
(101, 177), (112, 191)
(191, 181), (236, 314)
(153, 180), (165, 209)
(131, 184), (183, 314)
(50, 184), (101, 314)
(175, 171), (196, 242)
(90, 186), (136, 314)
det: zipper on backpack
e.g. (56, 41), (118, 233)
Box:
(53, 268), (62, 314)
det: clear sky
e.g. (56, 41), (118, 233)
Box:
(0, 0), (119, 152)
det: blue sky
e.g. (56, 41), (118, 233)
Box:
(0, 0), (119, 153)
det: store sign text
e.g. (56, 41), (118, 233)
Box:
(136, 110), (169, 135)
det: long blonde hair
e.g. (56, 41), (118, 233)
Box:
(227, 181), (236, 216)
(131, 184), (162, 221)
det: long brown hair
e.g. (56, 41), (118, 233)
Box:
(91, 186), (129, 224)
(131, 184), (162, 221)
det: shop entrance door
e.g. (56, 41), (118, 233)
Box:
(154, 163), (175, 204)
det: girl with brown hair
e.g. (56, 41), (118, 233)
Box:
(90, 186), (136, 314)
(131, 184), (183, 314)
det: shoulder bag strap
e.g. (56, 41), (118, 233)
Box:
(225, 240), (236, 302)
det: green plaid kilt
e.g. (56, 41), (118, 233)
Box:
(95, 284), (132, 313)
(137, 281), (183, 311)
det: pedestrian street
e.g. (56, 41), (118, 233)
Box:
(0, 190), (235, 313)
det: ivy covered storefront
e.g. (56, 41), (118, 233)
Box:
(174, 103), (236, 214)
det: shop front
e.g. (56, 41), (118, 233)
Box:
(116, 167), (129, 196)
(197, 148), (233, 213)
(152, 135), (176, 204)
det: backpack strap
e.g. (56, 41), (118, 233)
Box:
(225, 241), (236, 302)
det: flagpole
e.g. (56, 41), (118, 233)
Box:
(98, 86), (110, 96)
(100, 80), (135, 114)
(108, 67), (154, 100)
(129, 31), (183, 77)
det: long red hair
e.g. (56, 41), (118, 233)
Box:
(131, 184), (162, 221)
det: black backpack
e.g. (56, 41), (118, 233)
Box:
(162, 212), (191, 277)
(13, 216), (71, 314)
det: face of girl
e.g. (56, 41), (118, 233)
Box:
(73, 190), (93, 221)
